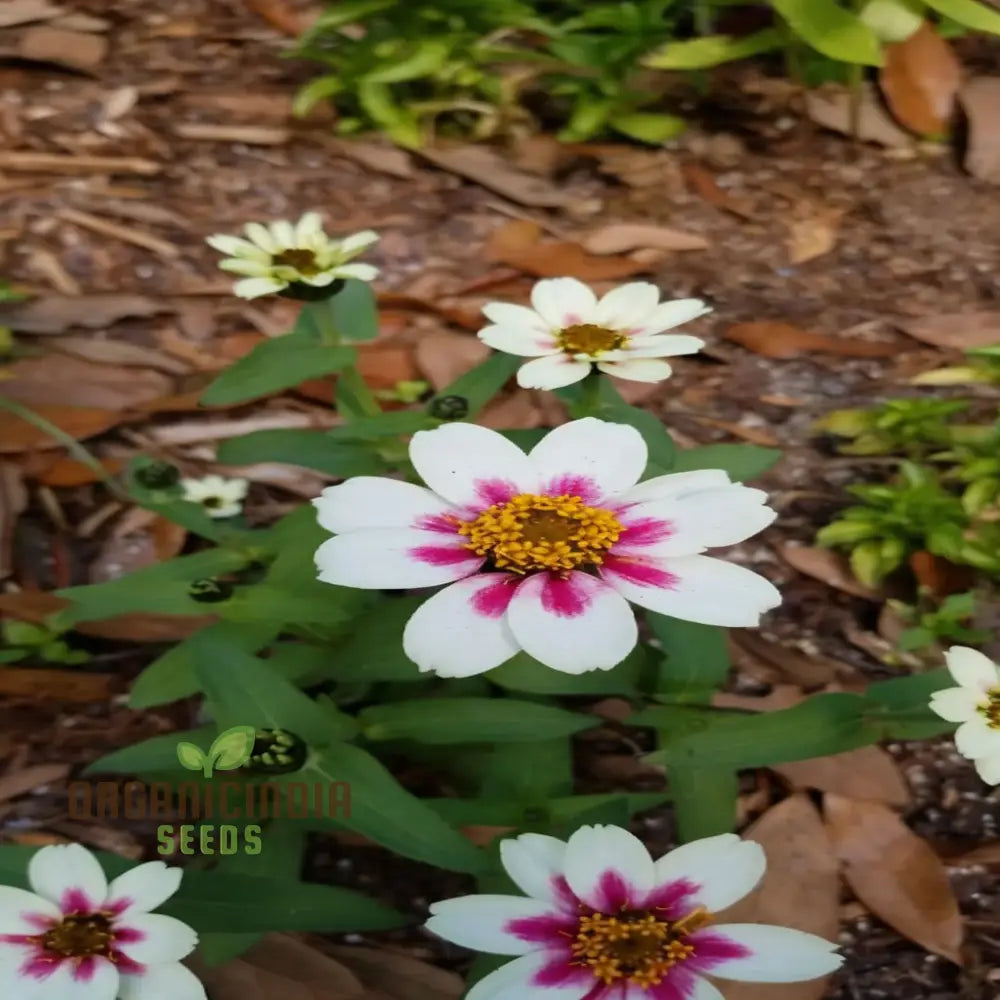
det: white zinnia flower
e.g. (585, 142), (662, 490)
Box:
(929, 646), (1000, 784)
(426, 826), (843, 1000)
(180, 475), (248, 519)
(0, 843), (205, 1000)
(477, 277), (709, 390)
(313, 418), (780, 676)
(206, 213), (379, 299)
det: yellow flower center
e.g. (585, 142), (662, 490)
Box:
(979, 688), (1000, 729)
(571, 907), (712, 987)
(557, 323), (626, 357)
(272, 248), (319, 275)
(457, 493), (623, 574)
(40, 914), (114, 959)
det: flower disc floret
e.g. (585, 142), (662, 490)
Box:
(458, 493), (623, 574)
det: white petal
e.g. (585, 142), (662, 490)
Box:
(954, 718), (1000, 758)
(207, 502), (241, 519)
(295, 212), (324, 243)
(620, 469), (732, 504)
(636, 977), (725, 1000)
(233, 276), (285, 299)
(315, 530), (482, 589)
(593, 282), (660, 329)
(313, 477), (457, 534)
(633, 298), (712, 335)
(974, 755), (1000, 784)
(927, 687), (980, 723)
(507, 572), (638, 674)
(516, 355), (591, 389)
(596, 358), (674, 383)
(217, 259), (273, 276)
(613, 334), (705, 358)
(426, 895), (558, 955)
(106, 863), (182, 918)
(119, 962), (207, 1000)
(500, 834), (568, 903)
(269, 220), (296, 248)
(563, 824), (655, 909)
(531, 278), (597, 327)
(332, 262), (379, 281)
(119, 914), (198, 964)
(36, 959), (118, 1000)
(944, 646), (999, 692)
(702, 924), (842, 982)
(482, 302), (551, 334)
(478, 325), (559, 357)
(466, 952), (589, 1000)
(602, 554), (781, 627)
(243, 222), (278, 252)
(403, 575), (520, 677)
(0, 947), (36, 999)
(409, 423), (538, 509)
(652, 834), (765, 912)
(529, 417), (647, 500)
(0, 887), (58, 932)
(205, 235), (268, 260)
(301, 271), (340, 287)
(29, 844), (108, 910)
(337, 229), (380, 255)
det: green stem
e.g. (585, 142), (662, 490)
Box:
(692, 0), (713, 36)
(336, 365), (382, 420)
(305, 300), (340, 347)
(0, 396), (128, 500)
(577, 370), (604, 417)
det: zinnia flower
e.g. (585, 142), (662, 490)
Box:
(206, 213), (378, 299)
(477, 278), (709, 390)
(180, 475), (248, 519)
(929, 646), (1000, 784)
(313, 418), (779, 676)
(0, 843), (205, 999)
(426, 825), (843, 1000)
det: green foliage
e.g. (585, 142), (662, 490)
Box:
(0, 618), (90, 665)
(892, 591), (991, 652)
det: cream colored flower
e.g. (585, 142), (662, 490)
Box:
(206, 213), (379, 299)
(180, 475), (248, 519)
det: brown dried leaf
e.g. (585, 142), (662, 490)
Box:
(824, 794), (964, 963)
(681, 163), (756, 219)
(961, 77), (1000, 184)
(18, 25), (107, 71)
(489, 234), (649, 281)
(719, 795), (839, 1000)
(774, 747), (910, 807)
(0, 463), (28, 579)
(326, 139), (414, 179)
(0, 294), (171, 334)
(0, 406), (122, 453)
(51, 336), (191, 374)
(0, 667), (114, 702)
(724, 321), (895, 359)
(879, 23), (961, 137)
(32, 456), (126, 487)
(777, 544), (884, 600)
(329, 945), (464, 1000)
(0, 0), (65, 28)
(729, 632), (849, 688)
(712, 686), (806, 712)
(0, 763), (70, 803)
(805, 85), (913, 147)
(896, 310), (1000, 350)
(787, 206), (844, 265)
(581, 223), (709, 255)
(415, 331), (490, 391)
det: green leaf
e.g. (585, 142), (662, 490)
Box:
(192, 630), (359, 745)
(670, 443), (782, 481)
(611, 112), (687, 144)
(305, 0), (395, 32)
(303, 744), (488, 873)
(430, 353), (521, 418)
(327, 280), (379, 343)
(490, 649), (643, 695)
(217, 430), (385, 476)
(923, 0), (1000, 33)
(209, 726), (258, 770)
(460, 739), (574, 801)
(648, 615), (731, 701)
(668, 766), (738, 841)
(200, 340), (356, 406)
(770, 0), (884, 65)
(645, 28), (785, 69)
(292, 75), (343, 118)
(357, 81), (422, 148)
(176, 742), (208, 772)
(87, 727), (215, 774)
(497, 429), (548, 450)
(328, 409), (438, 442)
(130, 622), (279, 709)
(360, 697), (598, 744)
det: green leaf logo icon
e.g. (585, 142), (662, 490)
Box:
(176, 726), (256, 777)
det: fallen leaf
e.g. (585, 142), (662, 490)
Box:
(724, 321), (896, 359)
(774, 747), (910, 807)
(690, 417), (780, 447)
(712, 686), (805, 712)
(681, 162), (755, 219)
(418, 145), (572, 208)
(245, 0), (305, 35)
(879, 23), (961, 137)
(0, 667), (114, 702)
(51, 335), (191, 375)
(2, 354), (171, 410)
(0, 0), (65, 28)
(484, 219), (543, 261)
(0, 463), (28, 578)
(0, 293), (171, 334)
(581, 223), (709, 255)
(896, 310), (1000, 350)
(908, 550), (976, 596)
(487, 225), (649, 281)
(90, 514), (186, 583)
(478, 390), (542, 430)
(17, 25), (107, 71)
(729, 632), (848, 688)
(415, 331), (490, 391)
(355, 344), (422, 390)
(948, 842), (1000, 867)
(329, 945), (464, 1000)
(0, 763), (70, 803)
(787, 206), (845, 265)
(777, 544), (884, 600)
(326, 139), (414, 179)
(0, 406), (122, 453)
(32, 456), (125, 487)
(824, 794), (964, 963)
(961, 77), (1000, 184)
(719, 795), (839, 1000)
(805, 85), (913, 147)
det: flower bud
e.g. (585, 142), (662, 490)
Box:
(245, 728), (308, 775)
(429, 395), (469, 420)
(135, 461), (180, 490)
(188, 578), (233, 603)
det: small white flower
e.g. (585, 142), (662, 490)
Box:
(180, 475), (248, 519)
(206, 213), (379, 299)
(929, 646), (1000, 784)
(477, 277), (710, 390)
(426, 825), (843, 1000)
(313, 418), (780, 676)
(0, 843), (206, 1000)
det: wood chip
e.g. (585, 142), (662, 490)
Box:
(28, 248), (81, 295)
(0, 152), (160, 175)
(961, 77), (1000, 183)
(57, 207), (181, 258)
(0, 763), (70, 803)
(0, 464), (28, 579)
(172, 122), (291, 145)
(581, 223), (709, 254)
(0, 0), (64, 29)
(18, 25), (107, 72)
(324, 137), (414, 178)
